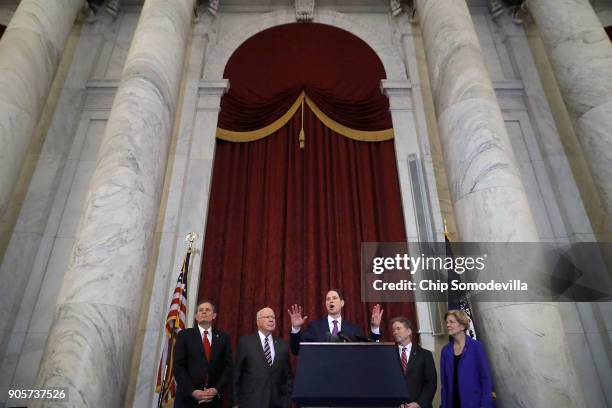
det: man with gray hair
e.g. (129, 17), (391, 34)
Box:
(233, 307), (292, 408)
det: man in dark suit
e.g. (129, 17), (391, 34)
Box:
(287, 289), (383, 355)
(391, 316), (437, 408)
(173, 300), (232, 408)
(233, 307), (292, 408)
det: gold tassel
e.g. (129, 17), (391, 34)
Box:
(299, 97), (305, 149)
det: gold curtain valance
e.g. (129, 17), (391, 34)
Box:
(216, 92), (394, 143)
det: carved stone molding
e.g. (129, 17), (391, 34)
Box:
(295, 0), (315, 22)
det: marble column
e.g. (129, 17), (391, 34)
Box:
(0, 0), (84, 217)
(527, 0), (612, 230)
(414, 0), (584, 406)
(33, 0), (194, 407)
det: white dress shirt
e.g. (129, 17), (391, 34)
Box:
(198, 325), (213, 345)
(258, 330), (275, 364)
(328, 315), (342, 333)
(398, 342), (412, 362)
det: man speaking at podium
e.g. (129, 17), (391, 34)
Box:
(287, 289), (383, 355)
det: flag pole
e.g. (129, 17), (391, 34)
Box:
(156, 232), (198, 408)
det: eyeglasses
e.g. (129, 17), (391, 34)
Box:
(258, 315), (276, 320)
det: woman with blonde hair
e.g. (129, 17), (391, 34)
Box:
(440, 310), (493, 408)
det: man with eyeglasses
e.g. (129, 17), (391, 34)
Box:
(233, 307), (292, 408)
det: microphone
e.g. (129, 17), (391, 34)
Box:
(355, 335), (373, 342)
(337, 331), (352, 342)
(325, 332), (341, 343)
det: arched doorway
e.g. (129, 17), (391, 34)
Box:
(198, 23), (416, 346)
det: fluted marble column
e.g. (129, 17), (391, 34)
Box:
(0, 0), (84, 217)
(414, 0), (584, 406)
(528, 0), (612, 228)
(33, 1), (194, 407)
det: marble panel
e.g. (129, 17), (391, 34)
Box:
(40, 89), (86, 157)
(13, 155), (65, 235)
(104, 12), (139, 79)
(472, 13), (506, 82)
(564, 332), (608, 408)
(476, 302), (583, 406)
(0, 329), (25, 390)
(9, 331), (47, 388)
(0, 232), (41, 351)
(131, 329), (162, 408)
(189, 110), (220, 162)
(177, 158), (214, 236)
(28, 238), (75, 334)
(157, 156), (188, 234)
(56, 160), (96, 238)
(143, 232), (180, 331)
(79, 119), (107, 160)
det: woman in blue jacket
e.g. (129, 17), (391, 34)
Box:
(440, 310), (493, 408)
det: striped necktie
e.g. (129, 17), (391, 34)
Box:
(264, 336), (272, 366)
(401, 346), (408, 374)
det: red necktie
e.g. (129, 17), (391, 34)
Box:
(401, 346), (408, 374)
(202, 330), (211, 361)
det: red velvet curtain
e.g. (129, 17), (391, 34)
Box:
(198, 24), (416, 347)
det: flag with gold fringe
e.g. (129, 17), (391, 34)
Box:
(155, 248), (191, 408)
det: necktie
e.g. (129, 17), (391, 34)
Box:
(202, 330), (211, 362)
(401, 346), (408, 374)
(331, 320), (339, 336)
(264, 336), (272, 366)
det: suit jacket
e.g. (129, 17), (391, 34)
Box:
(233, 332), (292, 408)
(289, 317), (382, 355)
(440, 336), (493, 408)
(400, 344), (437, 408)
(173, 327), (232, 408)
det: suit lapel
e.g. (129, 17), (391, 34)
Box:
(210, 328), (221, 361)
(322, 319), (331, 337)
(406, 345), (418, 376)
(190, 328), (208, 365)
(270, 337), (282, 368)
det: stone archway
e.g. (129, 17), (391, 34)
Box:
(202, 9), (407, 82)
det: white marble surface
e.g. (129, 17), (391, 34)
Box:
(33, 303), (137, 408)
(476, 302), (585, 407)
(203, 8), (406, 81)
(0, 20), (109, 395)
(414, 0), (584, 406)
(130, 18), (216, 407)
(415, 0), (538, 242)
(528, 0), (612, 228)
(0, 0), (84, 217)
(495, 14), (596, 242)
(34, 1), (194, 406)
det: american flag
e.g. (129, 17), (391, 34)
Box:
(155, 249), (191, 408)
